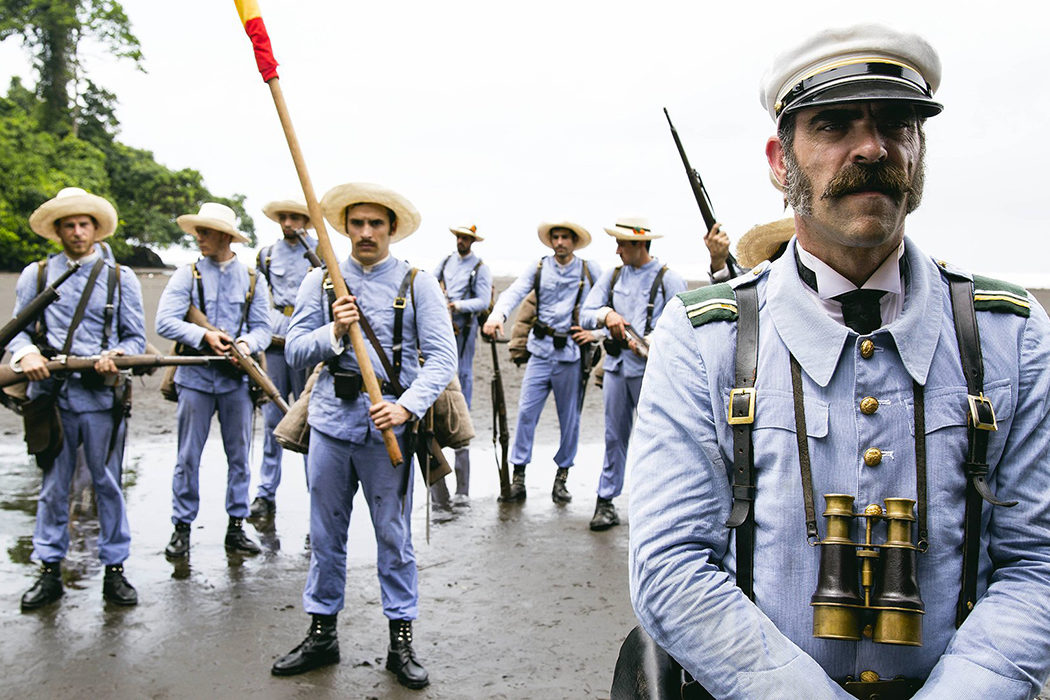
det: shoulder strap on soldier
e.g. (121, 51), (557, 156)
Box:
(60, 256), (107, 355)
(236, 267), (257, 337)
(644, 265), (669, 335)
(390, 268), (417, 387)
(571, 259), (593, 326)
(468, 259), (483, 297)
(606, 266), (623, 308)
(435, 254), (451, 288)
(192, 261), (206, 315)
(257, 244), (274, 289)
(100, 263), (120, 351)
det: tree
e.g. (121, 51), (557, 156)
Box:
(0, 0), (143, 135)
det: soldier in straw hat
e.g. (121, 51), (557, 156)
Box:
(579, 216), (686, 531)
(428, 223), (492, 511)
(627, 24), (1050, 697)
(248, 198), (320, 520)
(272, 183), (456, 688)
(155, 202), (272, 560)
(483, 221), (601, 504)
(11, 187), (146, 611)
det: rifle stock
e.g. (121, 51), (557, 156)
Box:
(0, 261), (81, 351)
(184, 305), (290, 414)
(488, 336), (511, 500)
(0, 353), (224, 389)
(295, 230), (324, 268)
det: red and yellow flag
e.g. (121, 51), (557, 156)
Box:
(234, 0), (279, 82)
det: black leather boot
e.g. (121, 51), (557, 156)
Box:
(102, 564), (138, 605)
(386, 619), (429, 689)
(225, 517), (261, 554)
(500, 465), (527, 502)
(589, 497), (620, 531)
(552, 467), (572, 503)
(165, 521), (191, 558)
(249, 496), (275, 518)
(272, 614), (340, 676)
(20, 561), (63, 611)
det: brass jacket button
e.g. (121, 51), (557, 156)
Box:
(860, 397), (879, 414)
(863, 448), (882, 467)
(860, 340), (875, 359)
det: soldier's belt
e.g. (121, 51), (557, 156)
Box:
(331, 370), (395, 401)
(838, 674), (923, 700)
(274, 304), (295, 317)
(532, 322), (569, 349)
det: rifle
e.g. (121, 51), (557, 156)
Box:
(488, 335), (511, 500)
(294, 229), (324, 268)
(623, 325), (650, 360)
(663, 107), (740, 273)
(577, 337), (600, 413)
(184, 305), (290, 414)
(0, 353), (225, 389)
(0, 261), (81, 351)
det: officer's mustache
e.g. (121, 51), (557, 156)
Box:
(821, 162), (912, 201)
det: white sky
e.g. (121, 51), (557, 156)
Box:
(2, 1), (1047, 283)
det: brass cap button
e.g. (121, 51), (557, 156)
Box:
(863, 448), (882, 467)
(860, 397), (879, 414)
(862, 625), (874, 640)
(860, 340), (875, 359)
(860, 670), (880, 682)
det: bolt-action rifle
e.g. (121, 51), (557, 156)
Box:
(184, 305), (289, 414)
(488, 335), (511, 500)
(294, 229), (324, 268)
(0, 261), (81, 352)
(623, 325), (650, 360)
(663, 107), (741, 273)
(0, 353), (226, 389)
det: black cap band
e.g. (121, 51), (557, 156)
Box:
(776, 61), (933, 117)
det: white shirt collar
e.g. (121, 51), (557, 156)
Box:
(352, 253), (390, 273)
(796, 240), (904, 300)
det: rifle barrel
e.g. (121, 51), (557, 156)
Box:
(663, 107), (718, 231)
(0, 261), (81, 350)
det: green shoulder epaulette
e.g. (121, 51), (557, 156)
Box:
(972, 274), (1031, 317)
(678, 283), (738, 327)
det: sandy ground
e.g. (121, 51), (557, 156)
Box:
(1, 270), (1048, 699)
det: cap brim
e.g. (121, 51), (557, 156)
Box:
(782, 80), (943, 119)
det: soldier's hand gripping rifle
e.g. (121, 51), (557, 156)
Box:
(623, 324), (650, 360)
(0, 353), (226, 389)
(488, 334), (511, 500)
(0, 261), (81, 352)
(184, 305), (290, 414)
(663, 107), (740, 272)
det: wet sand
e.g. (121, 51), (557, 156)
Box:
(1, 271), (1049, 699)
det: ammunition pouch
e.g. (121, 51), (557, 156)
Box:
(838, 676), (923, 700)
(23, 392), (63, 462)
(268, 335), (286, 351)
(603, 337), (627, 358)
(533, 322), (569, 349)
(611, 625), (713, 700)
(331, 370), (395, 402)
(78, 369), (106, 391)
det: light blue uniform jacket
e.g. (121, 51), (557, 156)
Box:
(260, 235), (318, 338)
(490, 255), (600, 363)
(155, 257), (272, 394)
(285, 256), (457, 444)
(629, 238), (1050, 699)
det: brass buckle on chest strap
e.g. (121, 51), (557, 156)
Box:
(727, 387), (756, 425)
(967, 393), (997, 431)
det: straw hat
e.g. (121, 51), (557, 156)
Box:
(176, 202), (250, 244)
(537, 221), (591, 250)
(603, 216), (663, 242)
(450, 224), (484, 241)
(262, 199), (313, 229)
(736, 218), (796, 268)
(320, 183), (421, 243)
(29, 187), (118, 242)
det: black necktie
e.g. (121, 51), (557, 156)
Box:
(834, 289), (886, 334)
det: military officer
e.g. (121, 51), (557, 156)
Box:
(11, 187), (145, 609)
(482, 221), (600, 503)
(429, 224), (492, 508)
(155, 202), (271, 558)
(579, 217), (686, 531)
(628, 25), (1050, 698)
(249, 198), (319, 518)
(272, 183), (456, 689)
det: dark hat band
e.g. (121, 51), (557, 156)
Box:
(776, 61), (932, 117)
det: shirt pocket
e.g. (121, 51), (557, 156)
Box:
(906, 379), (1014, 435)
(749, 389), (830, 438)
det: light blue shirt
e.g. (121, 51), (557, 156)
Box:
(259, 235), (319, 337)
(490, 255), (601, 363)
(437, 251), (493, 321)
(9, 248), (146, 412)
(580, 257), (686, 377)
(628, 238), (1050, 699)
(284, 255), (457, 444)
(155, 257), (272, 394)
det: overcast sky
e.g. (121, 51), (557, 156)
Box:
(2, 1), (1047, 283)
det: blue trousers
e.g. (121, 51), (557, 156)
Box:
(171, 384), (253, 524)
(456, 320), (477, 407)
(303, 427), (417, 619)
(597, 371), (643, 500)
(254, 347), (308, 501)
(510, 355), (582, 469)
(33, 408), (130, 565)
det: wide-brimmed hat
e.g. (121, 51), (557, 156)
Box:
(537, 221), (591, 250)
(604, 216), (663, 242)
(761, 24), (943, 123)
(176, 202), (250, 244)
(320, 183), (421, 243)
(450, 224), (484, 241)
(29, 187), (118, 242)
(262, 199), (313, 229)
(736, 218), (796, 268)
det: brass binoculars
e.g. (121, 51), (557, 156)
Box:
(811, 494), (925, 646)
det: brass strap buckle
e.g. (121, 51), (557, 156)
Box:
(727, 387), (756, 425)
(392, 296), (407, 309)
(967, 393), (997, 431)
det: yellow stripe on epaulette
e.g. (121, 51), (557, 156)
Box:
(678, 282), (740, 327)
(972, 274), (1031, 318)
